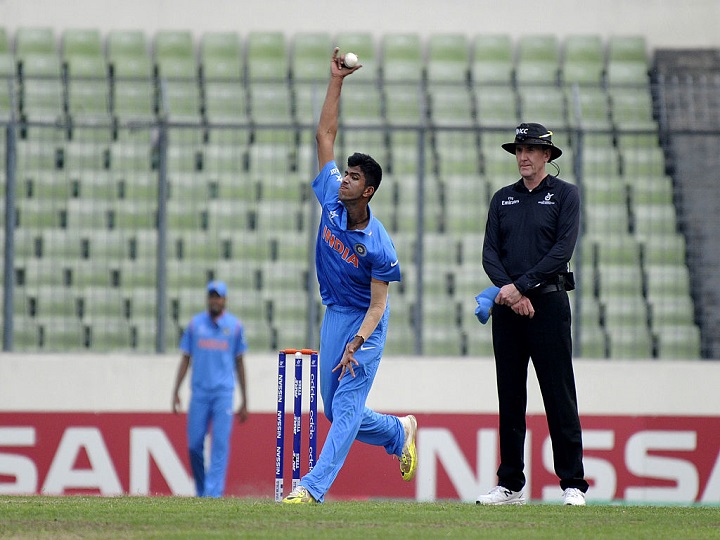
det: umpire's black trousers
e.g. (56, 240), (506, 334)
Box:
(491, 289), (589, 493)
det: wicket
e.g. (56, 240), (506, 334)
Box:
(275, 348), (318, 502)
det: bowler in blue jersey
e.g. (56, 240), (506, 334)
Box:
(172, 280), (248, 497)
(282, 48), (418, 504)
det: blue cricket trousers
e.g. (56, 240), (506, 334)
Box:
(300, 304), (405, 503)
(187, 390), (234, 497)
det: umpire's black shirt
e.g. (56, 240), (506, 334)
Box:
(482, 174), (580, 295)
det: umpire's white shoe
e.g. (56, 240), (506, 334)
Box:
(562, 488), (586, 506)
(476, 486), (526, 505)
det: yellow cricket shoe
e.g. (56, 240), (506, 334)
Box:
(399, 415), (418, 481)
(281, 486), (317, 504)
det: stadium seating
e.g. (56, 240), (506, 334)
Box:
(0, 29), (699, 359)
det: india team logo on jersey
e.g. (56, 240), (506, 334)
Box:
(354, 243), (367, 257)
(322, 225), (359, 267)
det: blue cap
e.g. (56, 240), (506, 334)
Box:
(475, 286), (501, 324)
(207, 280), (227, 297)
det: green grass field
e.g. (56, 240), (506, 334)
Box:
(1, 497), (719, 539)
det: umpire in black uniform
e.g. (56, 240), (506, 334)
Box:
(477, 123), (589, 506)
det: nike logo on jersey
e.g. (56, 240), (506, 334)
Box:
(390, 260), (399, 267)
(360, 345), (376, 351)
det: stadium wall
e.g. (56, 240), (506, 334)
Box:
(1, 0), (719, 50)
(1, 352), (720, 414)
(1, 354), (720, 503)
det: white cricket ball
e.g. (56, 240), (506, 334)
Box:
(343, 52), (358, 68)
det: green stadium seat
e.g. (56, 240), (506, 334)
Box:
(204, 85), (250, 141)
(640, 232), (686, 266)
(108, 141), (154, 171)
(385, 83), (424, 126)
(156, 57), (201, 131)
(597, 262), (644, 299)
(15, 27), (56, 59)
(246, 140), (295, 175)
(581, 146), (621, 176)
(607, 325), (653, 359)
(578, 322), (609, 358)
(206, 199), (255, 232)
(435, 132), (481, 176)
(621, 146), (666, 177)
(65, 55), (110, 119)
(648, 295), (695, 327)
(64, 141), (108, 171)
(167, 171), (212, 201)
(62, 29), (103, 58)
(516, 34), (560, 85)
(426, 34), (470, 85)
(387, 130), (433, 175)
(474, 85), (518, 128)
(583, 175), (627, 205)
(381, 33), (423, 84)
(565, 87), (611, 130)
(645, 263), (692, 299)
(607, 61), (649, 84)
(154, 30), (194, 61)
(562, 35), (604, 86)
(609, 88), (657, 131)
(428, 85), (475, 127)
(108, 30), (148, 60)
(203, 143), (249, 175)
(340, 83), (384, 126)
(247, 31), (289, 82)
(15, 198), (66, 229)
(167, 259), (217, 290)
(201, 31), (242, 81)
(471, 34), (513, 86)
(9, 315), (42, 350)
(633, 203), (679, 237)
(21, 170), (71, 200)
(424, 326), (464, 356)
(79, 228), (132, 259)
(37, 317), (87, 350)
(19, 53), (64, 121)
(654, 324), (701, 359)
(248, 81), (294, 142)
(111, 55), (155, 122)
(31, 285), (78, 318)
(606, 34), (648, 86)
(584, 203), (629, 235)
(608, 36), (648, 64)
(292, 32), (332, 81)
(518, 86), (567, 128)
(294, 80), (328, 127)
(461, 325), (493, 356)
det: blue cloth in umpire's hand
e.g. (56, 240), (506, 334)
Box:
(475, 286), (501, 324)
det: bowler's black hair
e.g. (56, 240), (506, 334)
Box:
(347, 152), (382, 196)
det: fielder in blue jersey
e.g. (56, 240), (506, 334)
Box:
(282, 48), (418, 504)
(172, 280), (248, 497)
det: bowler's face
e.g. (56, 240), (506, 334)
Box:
(338, 166), (369, 203)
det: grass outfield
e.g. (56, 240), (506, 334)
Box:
(1, 497), (719, 539)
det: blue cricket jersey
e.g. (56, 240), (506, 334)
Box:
(313, 160), (401, 309)
(180, 311), (248, 394)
